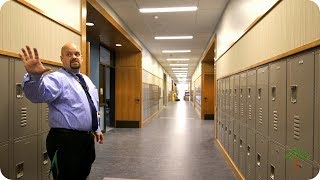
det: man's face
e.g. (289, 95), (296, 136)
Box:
(60, 44), (83, 70)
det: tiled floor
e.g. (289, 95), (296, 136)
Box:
(89, 101), (235, 180)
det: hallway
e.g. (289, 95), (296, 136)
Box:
(90, 101), (235, 180)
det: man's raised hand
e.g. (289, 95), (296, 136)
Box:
(19, 46), (51, 75)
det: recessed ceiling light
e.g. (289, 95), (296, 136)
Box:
(167, 58), (190, 61)
(162, 50), (191, 53)
(86, 22), (94, 26)
(155, 36), (193, 40)
(154, 15), (159, 19)
(172, 68), (188, 70)
(169, 64), (188, 66)
(173, 71), (188, 73)
(115, 44), (122, 47)
(139, 6), (197, 13)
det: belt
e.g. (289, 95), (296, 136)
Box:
(50, 128), (93, 135)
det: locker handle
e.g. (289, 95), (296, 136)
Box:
(290, 85), (297, 104)
(240, 88), (243, 98)
(43, 151), (49, 165)
(271, 86), (276, 101)
(16, 161), (24, 179)
(248, 87), (251, 98)
(258, 88), (262, 100)
(270, 164), (275, 180)
(233, 134), (236, 142)
(240, 139), (243, 148)
(234, 89), (237, 96)
(247, 145), (251, 156)
(16, 83), (24, 99)
(257, 153), (261, 167)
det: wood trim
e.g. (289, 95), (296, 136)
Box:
(200, 34), (216, 62)
(86, 41), (91, 76)
(218, 39), (320, 80)
(214, 139), (245, 180)
(16, 0), (81, 35)
(87, 0), (142, 52)
(80, 0), (87, 75)
(0, 49), (62, 66)
(215, 0), (282, 62)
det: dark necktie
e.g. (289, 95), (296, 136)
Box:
(76, 74), (98, 131)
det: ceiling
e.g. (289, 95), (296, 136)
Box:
(88, 0), (230, 82)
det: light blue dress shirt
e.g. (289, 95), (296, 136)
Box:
(22, 68), (100, 132)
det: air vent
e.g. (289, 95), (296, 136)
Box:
(20, 108), (27, 127)
(259, 108), (263, 124)
(273, 111), (278, 131)
(293, 115), (300, 140)
(248, 105), (252, 120)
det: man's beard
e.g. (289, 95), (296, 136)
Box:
(70, 61), (80, 69)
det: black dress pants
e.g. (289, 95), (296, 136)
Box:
(46, 128), (96, 180)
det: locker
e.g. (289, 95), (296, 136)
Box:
(315, 51), (320, 164)
(225, 77), (230, 122)
(256, 133), (268, 180)
(221, 123), (225, 148)
(233, 120), (240, 167)
(246, 128), (256, 180)
(269, 141), (285, 180)
(239, 123), (247, 176)
(228, 120), (234, 158)
(0, 57), (9, 143)
(287, 52), (314, 160)
(14, 60), (38, 138)
(269, 60), (287, 146)
(240, 72), (247, 125)
(222, 78), (226, 126)
(224, 122), (229, 151)
(286, 157), (313, 180)
(234, 74), (240, 122)
(256, 66), (269, 137)
(246, 70), (256, 129)
(230, 76), (234, 121)
(39, 132), (51, 180)
(14, 135), (38, 180)
(0, 143), (9, 178)
(40, 103), (49, 132)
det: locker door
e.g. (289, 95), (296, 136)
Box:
(239, 124), (247, 176)
(40, 132), (51, 180)
(224, 121), (229, 152)
(286, 158), (313, 180)
(225, 77), (230, 122)
(315, 51), (320, 164)
(222, 78), (226, 126)
(0, 143), (9, 178)
(256, 66), (269, 137)
(14, 136), (38, 180)
(287, 52), (314, 160)
(217, 80), (221, 141)
(0, 57), (9, 143)
(240, 72), (247, 125)
(233, 121), (240, 167)
(40, 104), (49, 132)
(247, 70), (256, 129)
(269, 141), (285, 180)
(234, 74), (240, 122)
(256, 133), (268, 180)
(269, 60), (286, 146)
(14, 60), (38, 138)
(246, 128), (256, 180)
(228, 120), (234, 158)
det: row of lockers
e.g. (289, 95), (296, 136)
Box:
(142, 83), (160, 121)
(216, 48), (320, 179)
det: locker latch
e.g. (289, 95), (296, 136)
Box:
(16, 161), (24, 179)
(270, 164), (275, 180)
(271, 86), (276, 101)
(247, 145), (251, 156)
(258, 88), (262, 100)
(16, 83), (24, 99)
(257, 153), (261, 167)
(290, 85), (298, 104)
(43, 151), (49, 165)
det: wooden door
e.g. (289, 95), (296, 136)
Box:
(202, 73), (215, 119)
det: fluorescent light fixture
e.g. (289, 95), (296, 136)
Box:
(173, 71), (188, 73)
(174, 73), (187, 75)
(115, 44), (122, 47)
(172, 68), (188, 70)
(162, 50), (191, 53)
(155, 36), (193, 40)
(166, 58), (190, 61)
(86, 22), (94, 26)
(139, 6), (197, 13)
(169, 64), (188, 66)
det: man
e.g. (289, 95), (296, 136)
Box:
(20, 43), (103, 180)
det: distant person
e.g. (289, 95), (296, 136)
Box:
(20, 43), (103, 180)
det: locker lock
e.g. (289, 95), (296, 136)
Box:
(16, 83), (24, 99)
(16, 161), (24, 179)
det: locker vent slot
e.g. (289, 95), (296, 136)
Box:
(240, 103), (244, 117)
(259, 108), (263, 124)
(258, 88), (262, 100)
(271, 86), (276, 101)
(270, 164), (275, 180)
(234, 101), (238, 114)
(248, 105), (252, 120)
(293, 116), (300, 140)
(16, 161), (24, 179)
(273, 111), (278, 131)
(46, 107), (49, 121)
(257, 153), (261, 167)
(20, 108), (27, 127)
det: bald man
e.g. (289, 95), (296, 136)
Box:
(20, 43), (103, 180)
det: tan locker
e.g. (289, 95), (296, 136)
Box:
(0, 142), (9, 178)
(239, 123), (247, 176)
(228, 120), (234, 158)
(246, 128), (256, 180)
(287, 52), (314, 160)
(14, 135), (38, 180)
(256, 66), (268, 137)
(234, 74), (240, 122)
(13, 60), (38, 139)
(256, 133), (268, 180)
(269, 60), (287, 146)
(269, 140), (285, 180)
(315, 51), (320, 164)
(233, 120), (240, 167)
(39, 132), (51, 180)
(226, 77), (230, 122)
(246, 70), (256, 130)
(0, 57), (9, 143)
(240, 72), (247, 125)
(230, 75), (234, 121)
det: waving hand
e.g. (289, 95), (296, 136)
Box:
(19, 46), (51, 75)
